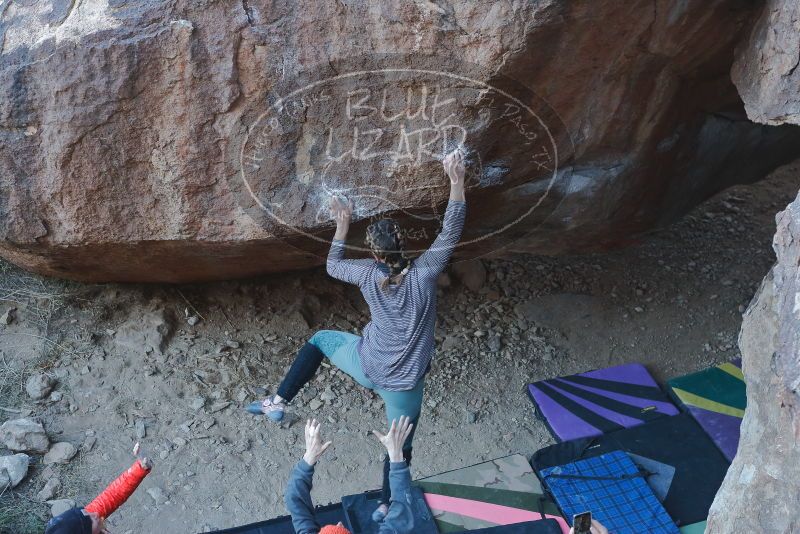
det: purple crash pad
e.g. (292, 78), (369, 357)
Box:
(527, 363), (679, 441)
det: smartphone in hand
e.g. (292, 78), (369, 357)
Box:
(573, 511), (592, 534)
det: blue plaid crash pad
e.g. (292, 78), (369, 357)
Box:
(539, 451), (678, 534)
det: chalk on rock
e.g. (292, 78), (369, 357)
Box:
(44, 442), (77, 465)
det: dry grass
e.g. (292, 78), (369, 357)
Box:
(0, 488), (47, 534)
(0, 260), (88, 534)
(0, 260), (82, 334)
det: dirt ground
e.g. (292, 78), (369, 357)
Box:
(1, 159), (798, 534)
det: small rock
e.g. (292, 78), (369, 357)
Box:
(473, 330), (486, 338)
(114, 309), (172, 355)
(225, 340), (241, 349)
(487, 335), (502, 353)
(187, 316), (200, 326)
(209, 401), (231, 413)
(440, 335), (459, 352)
(37, 477), (61, 501)
(451, 260), (487, 292)
(159, 450), (170, 460)
(0, 418), (49, 453)
(44, 442), (77, 465)
(49, 391), (63, 403)
(189, 397), (206, 410)
(48, 499), (76, 517)
(308, 399), (323, 411)
(135, 419), (146, 439)
(320, 387), (335, 403)
(40, 465), (57, 481)
(466, 410), (478, 424)
(81, 436), (97, 453)
(147, 486), (168, 505)
(0, 307), (16, 325)
(0, 453), (30, 488)
(25, 373), (56, 400)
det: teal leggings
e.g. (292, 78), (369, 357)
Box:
(309, 330), (424, 448)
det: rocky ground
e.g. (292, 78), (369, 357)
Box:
(0, 159), (798, 534)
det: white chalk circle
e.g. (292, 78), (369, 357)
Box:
(239, 56), (571, 256)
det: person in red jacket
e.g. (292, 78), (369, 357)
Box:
(45, 444), (152, 534)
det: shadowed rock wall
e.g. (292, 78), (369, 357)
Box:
(706, 190), (800, 534)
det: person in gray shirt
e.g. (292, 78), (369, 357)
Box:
(249, 149), (467, 515)
(285, 417), (417, 534)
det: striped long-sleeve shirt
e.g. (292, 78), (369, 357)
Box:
(327, 200), (467, 391)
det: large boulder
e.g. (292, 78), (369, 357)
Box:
(706, 190), (800, 533)
(731, 0), (800, 125)
(1, 1), (799, 282)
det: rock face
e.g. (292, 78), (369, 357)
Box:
(1, 1), (800, 282)
(0, 418), (49, 454)
(706, 191), (800, 533)
(731, 0), (800, 125)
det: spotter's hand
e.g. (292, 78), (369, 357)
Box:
(302, 419), (333, 466)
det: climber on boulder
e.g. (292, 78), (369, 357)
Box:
(248, 147), (467, 515)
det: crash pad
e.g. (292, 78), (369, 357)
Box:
(679, 522), (707, 534)
(210, 502), (347, 533)
(531, 414), (729, 527)
(465, 520), (563, 533)
(538, 450), (679, 534)
(414, 454), (569, 533)
(667, 359), (745, 461)
(341, 487), (438, 534)
(527, 363), (679, 442)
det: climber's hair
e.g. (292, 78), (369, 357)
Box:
(365, 218), (410, 290)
